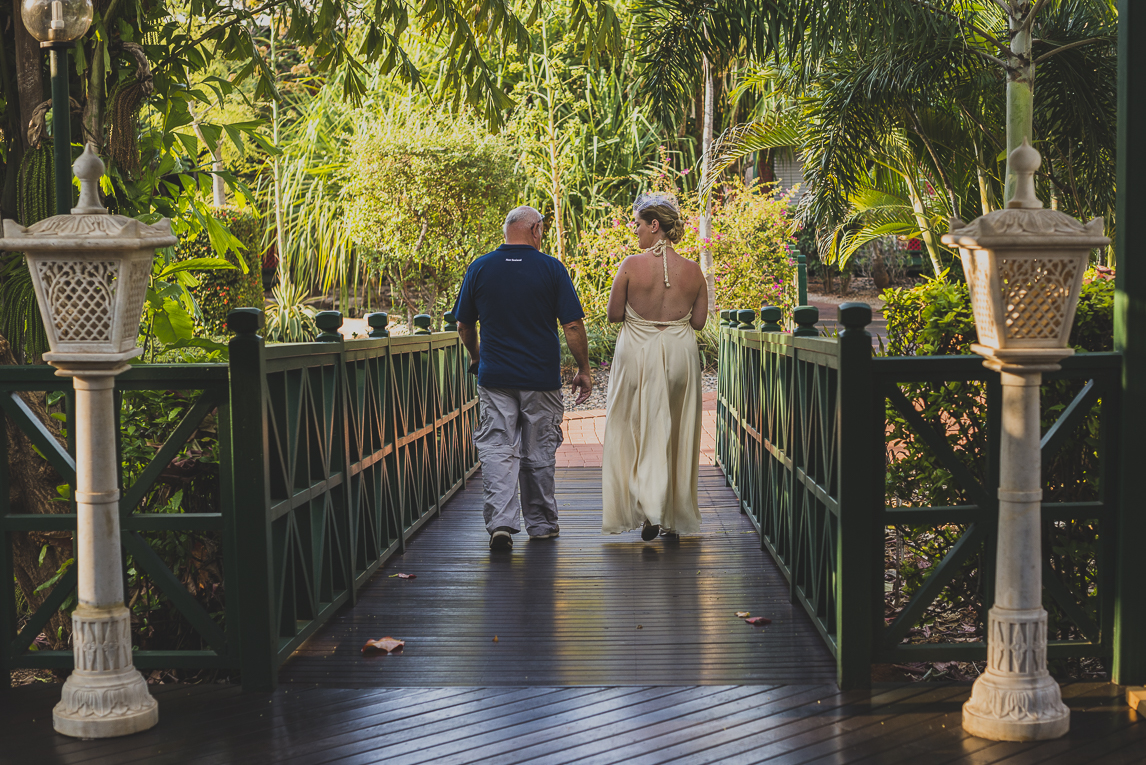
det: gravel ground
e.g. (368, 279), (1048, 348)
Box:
(561, 368), (718, 412)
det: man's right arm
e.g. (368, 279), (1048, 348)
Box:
(457, 321), (479, 374)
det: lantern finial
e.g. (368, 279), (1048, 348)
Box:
(71, 142), (107, 215)
(1007, 139), (1042, 211)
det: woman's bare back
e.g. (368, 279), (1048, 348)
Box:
(607, 247), (707, 330)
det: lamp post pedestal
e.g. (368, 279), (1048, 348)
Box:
(962, 354), (1071, 741)
(50, 367), (157, 738)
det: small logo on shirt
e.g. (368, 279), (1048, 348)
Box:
(506, 258), (522, 262)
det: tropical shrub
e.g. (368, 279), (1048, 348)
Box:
(264, 281), (319, 344)
(344, 117), (518, 326)
(174, 208), (265, 336)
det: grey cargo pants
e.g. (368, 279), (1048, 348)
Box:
(475, 386), (565, 536)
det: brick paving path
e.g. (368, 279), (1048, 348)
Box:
(556, 391), (718, 467)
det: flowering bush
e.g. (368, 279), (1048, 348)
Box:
(174, 207), (265, 336)
(569, 178), (799, 325)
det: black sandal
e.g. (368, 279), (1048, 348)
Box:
(641, 521), (660, 541)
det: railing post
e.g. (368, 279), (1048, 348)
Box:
(226, 308), (277, 692)
(316, 311), (356, 605)
(315, 310), (344, 343)
(796, 251), (808, 307)
(793, 305), (819, 337)
(760, 305), (782, 333)
(836, 302), (876, 690)
(1114, 0), (1146, 691)
(366, 312), (390, 338)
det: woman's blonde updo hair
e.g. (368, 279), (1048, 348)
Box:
(634, 192), (686, 243)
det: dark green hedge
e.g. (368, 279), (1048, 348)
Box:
(175, 207), (265, 336)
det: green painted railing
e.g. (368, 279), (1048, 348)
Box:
(716, 304), (1132, 689)
(1, 310), (477, 689)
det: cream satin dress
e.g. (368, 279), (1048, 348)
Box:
(601, 303), (703, 534)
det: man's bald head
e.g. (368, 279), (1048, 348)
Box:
(503, 206), (544, 246)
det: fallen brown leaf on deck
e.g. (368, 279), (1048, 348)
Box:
(362, 637), (405, 653)
(735, 611), (750, 618)
(745, 616), (771, 626)
(388, 573), (416, 579)
(492, 635), (499, 643)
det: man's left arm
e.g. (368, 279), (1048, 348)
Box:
(561, 319), (592, 405)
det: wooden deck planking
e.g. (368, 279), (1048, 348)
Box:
(279, 466), (837, 687)
(2, 682), (1142, 764)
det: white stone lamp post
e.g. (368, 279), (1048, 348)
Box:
(4, 144), (175, 738)
(942, 140), (1109, 742)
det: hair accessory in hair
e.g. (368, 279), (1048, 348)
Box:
(633, 191), (680, 215)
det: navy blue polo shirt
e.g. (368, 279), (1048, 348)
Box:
(453, 244), (584, 391)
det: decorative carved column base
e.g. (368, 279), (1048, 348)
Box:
(963, 607), (1070, 741)
(52, 605), (157, 738)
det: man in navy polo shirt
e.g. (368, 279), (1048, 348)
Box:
(454, 206), (592, 552)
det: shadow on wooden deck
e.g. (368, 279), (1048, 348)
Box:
(2, 680), (1140, 763)
(280, 466), (837, 687)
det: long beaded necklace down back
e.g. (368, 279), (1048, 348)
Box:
(649, 238), (670, 287)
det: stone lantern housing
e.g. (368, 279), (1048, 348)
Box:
(945, 139), (1110, 371)
(5, 146), (175, 372)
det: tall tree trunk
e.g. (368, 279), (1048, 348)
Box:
(541, 21), (565, 262)
(13, 0), (41, 154)
(973, 136), (995, 214)
(80, 0), (122, 151)
(904, 172), (944, 277)
(1005, 1), (1035, 204)
(698, 55), (716, 312)
(190, 106), (228, 207)
(1, 334), (74, 651)
(270, 12), (286, 286)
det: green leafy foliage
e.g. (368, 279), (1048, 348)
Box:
(173, 207), (265, 336)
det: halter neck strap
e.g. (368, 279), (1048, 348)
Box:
(648, 239), (670, 287)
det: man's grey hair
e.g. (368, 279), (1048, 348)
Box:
(503, 206), (543, 237)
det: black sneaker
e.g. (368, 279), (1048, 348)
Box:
(489, 529), (513, 551)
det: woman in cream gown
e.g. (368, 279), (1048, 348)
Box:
(601, 192), (708, 540)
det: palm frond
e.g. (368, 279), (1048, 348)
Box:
(700, 114), (801, 202)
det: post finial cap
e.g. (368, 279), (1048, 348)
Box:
(1007, 139), (1043, 211)
(71, 143), (108, 215)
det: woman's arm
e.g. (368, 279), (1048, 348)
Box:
(689, 264), (708, 331)
(605, 259), (630, 323)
